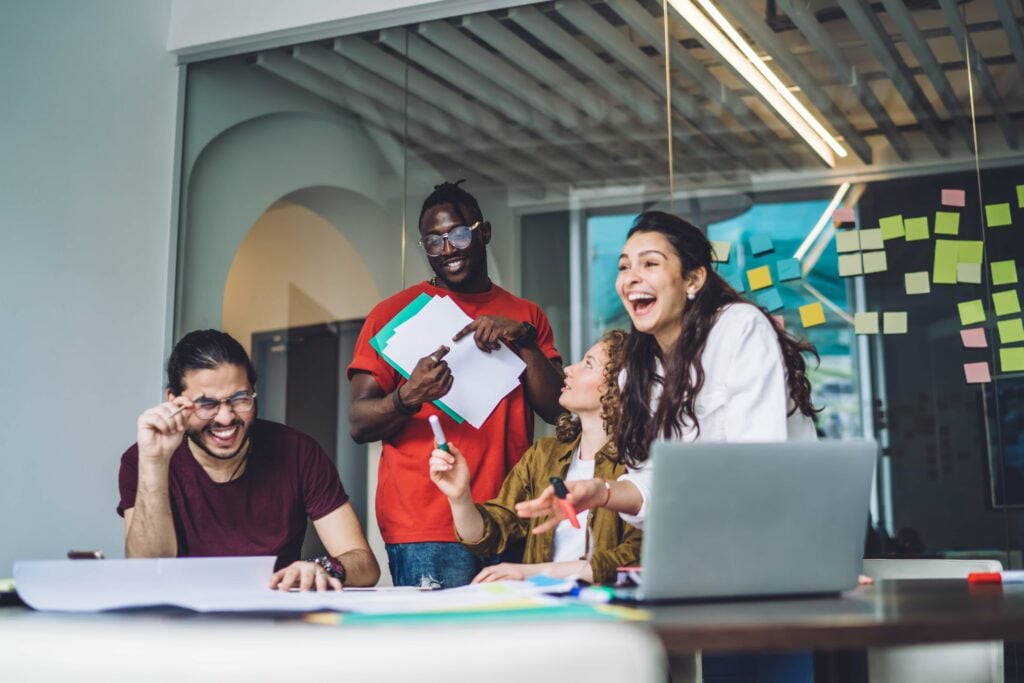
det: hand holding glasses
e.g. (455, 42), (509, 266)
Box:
(419, 221), (481, 257)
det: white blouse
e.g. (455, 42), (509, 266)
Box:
(618, 303), (818, 528)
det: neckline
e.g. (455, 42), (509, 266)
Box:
(422, 279), (500, 304)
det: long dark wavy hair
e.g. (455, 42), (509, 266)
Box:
(616, 211), (820, 468)
(555, 328), (629, 448)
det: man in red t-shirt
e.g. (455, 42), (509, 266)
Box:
(119, 329), (380, 591)
(348, 181), (564, 587)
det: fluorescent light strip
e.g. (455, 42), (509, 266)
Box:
(694, 0), (847, 159)
(794, 182), (851, 262)
(666, 0), (843, 166)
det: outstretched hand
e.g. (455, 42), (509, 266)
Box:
(453, 315), (524, 353)
(515, 478), (608, 535)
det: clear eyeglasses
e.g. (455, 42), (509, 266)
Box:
(419, 221), (481, 256)
(192, 391), (257, 420)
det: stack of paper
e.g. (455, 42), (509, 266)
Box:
(370, 293), (526, 429)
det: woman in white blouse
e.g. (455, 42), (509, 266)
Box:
(517, 210), (820, 530)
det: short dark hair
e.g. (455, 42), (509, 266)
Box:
(418, 179), (483, 229)
(166, 329), (257, 396)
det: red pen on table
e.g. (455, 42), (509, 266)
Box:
(968, 570), (1024, 584)
(549, 476), (581, 529)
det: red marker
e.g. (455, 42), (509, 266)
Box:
(968, 571), (1024, 584)
(549, 476), (581, 529)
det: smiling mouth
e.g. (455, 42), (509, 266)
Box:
(441, 257), (467, 274)
(627, 292), (657, 316)
(205, 424), (241, 447)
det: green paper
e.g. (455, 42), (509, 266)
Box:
(905, 271), (931, 295)
(883, 312), (908, 334)
(880, 215), (905, 240)
(905, 216), (929, 241)
(958, 241), (984, 265)
(986, 203), (1012, 228)
(1001, 346), (1024, 373)
(859, 228), (883, 251)
(957, 262), (982, 284)
(991, 260), (1019, 286)
(958, 299), (986, 326)
(994, 289), (1022, 317)
(862, 250), (888, 274)
(854, 312), (879, 334)
(998, 319), (1024, 344)
(934, 211), (960, 235)
(835, 231), (859, 253)
(1017, 184), (1024, 209)
(933, 240), (959, 284)
(333, 602), (638, 627)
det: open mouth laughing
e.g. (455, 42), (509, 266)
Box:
(626, 291), (657, 317)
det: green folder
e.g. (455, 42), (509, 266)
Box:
(328, 602), (647, 627)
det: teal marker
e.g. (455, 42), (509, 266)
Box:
(428, 415), (450, 452)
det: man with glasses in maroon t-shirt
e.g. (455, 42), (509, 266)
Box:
(118, 329), (380, 591)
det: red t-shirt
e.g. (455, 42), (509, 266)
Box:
(117, 420), (349, 570)
(348, 281), (561, 544)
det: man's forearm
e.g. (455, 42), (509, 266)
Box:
(349, 390), (414, 443)
(125, 463), (178, 557)
(336, 548), (381, 587)
(518, 345), (564, 424)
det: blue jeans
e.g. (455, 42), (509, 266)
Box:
(385, 542), (484, 588)
(702, 652), (814, 683)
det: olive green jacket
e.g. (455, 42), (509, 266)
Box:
(457, 435), (642, 584)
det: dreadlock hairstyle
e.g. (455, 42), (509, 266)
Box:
(555, 329), (629, 449)
(616, 211), (820, 468)
(418, 179), (483, 229)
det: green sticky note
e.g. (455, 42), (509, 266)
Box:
(958, 299), (986, 326)
(959, 240), (984, 265)
(935, 211), (960, 235)
(859, 228), (883, 251)
(905, 216), (929, 241)
(1001, 346), (1024, 373)
(933, 239), (959, 284)
(994, 289), (1022, 317)
(883, 312), (908, 334)
(854, 312), (879, 334)
(880, 215), (905, 240)
(862, 250), (888, 274)
(992, 260), (1019, 286)
(835, 231), (860, 253)
(905, 271), (931, 295)
(1018, 184), (1024, 209)
(957, 262), (982, 284)
(998, 319), (1024, 344)
(986, 203), (1012, 228)
(838, 253), (862, 277)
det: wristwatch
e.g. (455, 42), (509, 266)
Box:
(511, 321), (538, 350)
(311, 555), (347, 583)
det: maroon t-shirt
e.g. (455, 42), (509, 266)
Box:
(117, 420), (348, 570)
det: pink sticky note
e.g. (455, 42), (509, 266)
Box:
(833, 207), (855, 223)
(772, 314), (785, 330)
(941, 189), (966, 207)
(964, 362), (991, 384)
(960, 327), (988, 348)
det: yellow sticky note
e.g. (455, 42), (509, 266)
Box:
(994, 290), (1022, 317)
(883, 312), (908, 334)
(710, 240), (731, 263)
(838, 253), (862, 277)
(859, 228), (883, 251)
(991, 260), (1018, 286)
(1001, 346), (1024, 373)
(933, 239), (959, 284)
(854, 312), (879, 334)
(880, 215), (905, 240)
(799, 302), (826, 328)
(835, 231), (860, 253)
(998, 319), (1024, 344)
(958, 299), (986, 326)
(905, 271), (930, 295)
(904, 216), (929, 241)
(746, 265), (772, 291)
(957, 262), (982, 284)
(986, 203), (1012, 228)
(862, 251), (888, 274)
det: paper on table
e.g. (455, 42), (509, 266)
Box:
(961, 327), (988, 348)
(964, 362), (992, 384)
(942, 189), (966, 207)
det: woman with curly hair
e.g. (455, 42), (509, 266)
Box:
(428, 329), (640, 584)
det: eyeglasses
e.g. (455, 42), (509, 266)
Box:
(192, 391), (258, 420)
(419, 221), (481, 257)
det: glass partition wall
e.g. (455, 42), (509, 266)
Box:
(174, 0), (1024, 612)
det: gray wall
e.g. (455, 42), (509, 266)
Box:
(0, 1), (179, 574)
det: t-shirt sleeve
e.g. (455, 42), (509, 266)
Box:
(529, 305), (561, 364)
(116, 446), (140, 517)
(720, 309), (790, 442)
(617, 461), (652, 529)
(301, 439), (350, 521)
(346, 305), (399, 394)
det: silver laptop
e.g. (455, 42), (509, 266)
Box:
(636, 440), (876, 601)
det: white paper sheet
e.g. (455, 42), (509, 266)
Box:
(13, 557), (562, 614)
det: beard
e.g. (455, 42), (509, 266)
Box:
(186, 419), (251, 461)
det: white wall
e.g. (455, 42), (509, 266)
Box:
(0, 1), (179, 574)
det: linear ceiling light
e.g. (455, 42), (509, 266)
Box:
(666, 0), (847, 166)
(794, 182), (851, 263)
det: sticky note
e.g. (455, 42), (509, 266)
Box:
(942, 189), (966, 207)
(835, 231), (860, 253)
(935, 211), (960, 236)
(749, 234), (774, 255)
(883, 312), (908, 334)
(833, 207), (855, 224)
(959, 241), (984, 265)
(754, 287), (784, 312)
(933, 240), (959, 284)
(998, 318), (1024, 344)
(958, 299), (986, 326)
(1001, 346), (1024, 373)
(880, 215), (905, 240)
(854, 312), (879, 334)
(838, 253), (862, 277)
(862, 251), (888, 274)
(994, 289), (1022, 317)
(905, 216), (929, 241)
(964, 362), (992, 384)
(747, 265), (773, 291)
(776, 258), (801, 282)
(859, 228), (883, 251)
(711, 240), (731, 263)
(905, 271), (931, 295)
(986, 203), (1012, 227)
(992, 260), (1018, 286)
(961, 327), (988, 348)
(957, 262), (982, 284)
(1018, 184), (1024, 208)
(799, 302), (826, 328)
